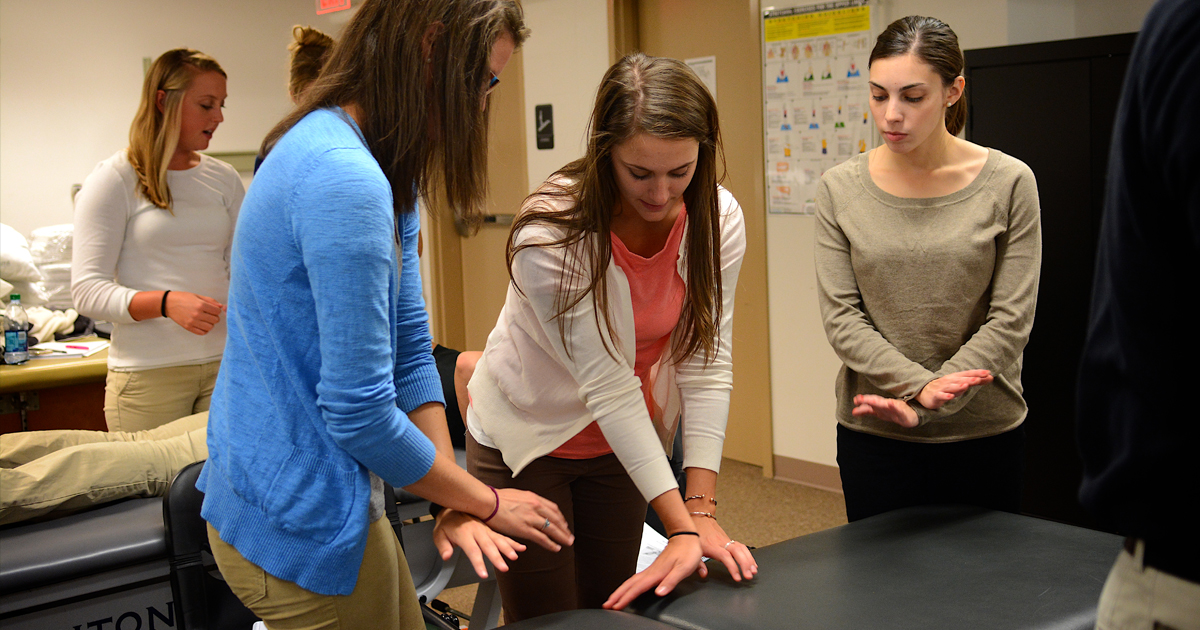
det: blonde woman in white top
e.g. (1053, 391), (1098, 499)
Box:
(72, 49), (243, 432)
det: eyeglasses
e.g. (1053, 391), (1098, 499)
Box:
(485, 71), (500, 96)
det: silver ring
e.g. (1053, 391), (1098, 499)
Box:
(540, 518), (550, 531)
(724, 540), (737, 549)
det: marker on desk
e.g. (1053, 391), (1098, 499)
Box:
(65, 345), (90, 350)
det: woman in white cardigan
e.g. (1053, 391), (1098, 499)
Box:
(71, 49), (243, 432)
(465, 53), (756, 622)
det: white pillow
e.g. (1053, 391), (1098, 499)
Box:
(1, 223), (43, 282)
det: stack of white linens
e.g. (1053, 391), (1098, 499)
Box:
(28, 224), (73, 311)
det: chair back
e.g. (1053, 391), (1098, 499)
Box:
(162, 460), (259, 630)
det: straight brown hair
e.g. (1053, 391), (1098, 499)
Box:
(508, 53), (726, 364)
(128, 49), (226, 210)
(262, 0), (528, 222)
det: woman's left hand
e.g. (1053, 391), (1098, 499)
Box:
(432, 508), (526, 579)
(915, 370), (993, 410)
(694, 513), (757, 581)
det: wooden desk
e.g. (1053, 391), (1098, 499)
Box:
(0, 339), (108, 433)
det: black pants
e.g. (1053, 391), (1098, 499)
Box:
(837, 423), (1025, 522)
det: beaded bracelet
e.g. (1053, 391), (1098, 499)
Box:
(684, 494), (718, 506)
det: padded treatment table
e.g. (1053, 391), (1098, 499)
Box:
(0, 497), (175, 629)
(0, 448), (498, 630)
(630, 506), (1123, 630)
(501, 609), (682, 629)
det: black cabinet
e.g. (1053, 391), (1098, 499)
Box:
(965, 33), (1136, 528)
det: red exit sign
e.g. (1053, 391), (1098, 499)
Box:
(317, 0), (350, 15)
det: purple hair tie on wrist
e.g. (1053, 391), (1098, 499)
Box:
(481, 485), (500, 523)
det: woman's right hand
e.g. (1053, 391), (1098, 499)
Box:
(915, 369), (993, 410)
(487, 487), (574, 552)
(603, 532), (704, 610)
(852, 394), (919, 427)
(432, 508), (526, 579)
(165, 291), (225, 335)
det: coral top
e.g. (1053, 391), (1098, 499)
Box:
(550, 206), (687, 459)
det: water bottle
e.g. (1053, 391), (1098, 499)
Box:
(4, 294), (30, 365)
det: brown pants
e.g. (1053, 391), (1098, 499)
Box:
(467, 433), (647, 623)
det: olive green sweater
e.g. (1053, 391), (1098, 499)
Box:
(815, 149), (1041, 442)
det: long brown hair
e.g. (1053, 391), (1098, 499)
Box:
(261, 0), (528, 222)
(288, 25), (334, 100)
(128, 49), (226, 210)
(869, 16), (968, 136)
(508, 53), (726, 364)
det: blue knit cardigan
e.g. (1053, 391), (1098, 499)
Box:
(200, 109), (440, 595)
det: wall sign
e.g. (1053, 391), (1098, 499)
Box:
(685, 56), (717, 101)
(317, 0), (351, 15)
(535, 104), (554, 150)
(763, 1), (876, 215)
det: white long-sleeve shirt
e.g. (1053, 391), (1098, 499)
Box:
(71, 150), (244, 370)
(468, 184), (746, 503)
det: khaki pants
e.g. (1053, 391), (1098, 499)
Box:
(207, 518), (423, 630)
(0, 411), (209, 525)
(1096, 540), (1200, 630)
(105, 360), (221, 432)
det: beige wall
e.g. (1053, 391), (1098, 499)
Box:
(522, 0), (612, 193)
(434, 0), (613, 351)
(2, 0), (1158, 482)
(0, 1), (354, 238)
(638, 0), (775, 475)
(426, 47), (529, 351)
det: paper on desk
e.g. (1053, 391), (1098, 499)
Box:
(29, 340), (110, 359)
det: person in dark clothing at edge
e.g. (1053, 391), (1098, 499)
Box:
(1076, 0), (1200, 628)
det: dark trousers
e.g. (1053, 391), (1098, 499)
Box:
(837, 423), (1025, 522)
(466, 433), (647, 623)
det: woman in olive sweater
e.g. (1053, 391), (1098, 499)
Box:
(815, 15), (1041, 522)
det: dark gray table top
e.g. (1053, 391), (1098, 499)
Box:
(631, 506), (1122, 630)
(501, 609), (681, 630)
(0, 498), (164, 594)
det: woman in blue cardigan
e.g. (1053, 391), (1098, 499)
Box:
(199, 2), (571, 627)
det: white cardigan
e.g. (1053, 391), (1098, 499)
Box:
(467, 185), (746, 502)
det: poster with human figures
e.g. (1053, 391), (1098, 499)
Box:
(763, 2), (876, 214)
